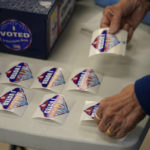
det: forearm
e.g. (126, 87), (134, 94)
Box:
(135, 75), (150, 115)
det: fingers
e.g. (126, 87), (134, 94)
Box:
(116, 128), (128, 138)
(100, 15), (110, 28)
(116, 120), (135, 138)
(94, 102), (103, 125)
(109, 13), (122, 34)
(94, 93), (128, 125)
(102, 6), (122, 34)
(98, 119), (111, 133)
(94, 112), (101, 125)
(100, 9), (112, 28)
(116, 108), (146, 138)
(105, 103), (135, 137)
(94, 84), (146, 139)
(106, 128), (116, 137)
(94, 92), (146, 138)
(127, 27), (134, 42)
(122, 23), (134, 42)
(109, 121), (121, 136)
(98, 110), (114, 132)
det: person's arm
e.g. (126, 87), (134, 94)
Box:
(93, 0), (150, 139)
(94, 76), (150, 138)
(101, 0), (150, 41)
(94, 84), (146, 138)
(135, 75), (150, 115)
(94, 0), (150, 138)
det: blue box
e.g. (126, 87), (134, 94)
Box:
(0, 0), (75, 59)
(95, 0), (119, 7)
(95, 0), (150, 25)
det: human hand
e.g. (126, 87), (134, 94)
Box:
(94, 84), (146, 138)
(101, 0), (150, 41)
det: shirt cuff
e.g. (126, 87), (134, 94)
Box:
(135, 75), (150, 115)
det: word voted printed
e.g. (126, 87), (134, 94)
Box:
(0, 31), (30, 38)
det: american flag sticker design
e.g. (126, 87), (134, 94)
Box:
(38, 68), (65, 88)
(6, 62), (33, 83)
(84, 103), (99, 119)
(40, 95), (69, 118)
(0, 88), (28, 110)
(72, 69), (100, 90)
(92, 30), (120, 53)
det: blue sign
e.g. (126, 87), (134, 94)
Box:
(0, 19), (32, 51)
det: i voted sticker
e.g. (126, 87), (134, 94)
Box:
(89, 28), (127, 56)
(38, 68), (65, 88)
(0, 19), (32, 51)
(92, 30), (120, 53)
(72, 69), (100, 90)
(6, 62), (33, 83)
(0, 88), (28, 110)
(40, 95), (69, 118)
(84, 103), (99, 119)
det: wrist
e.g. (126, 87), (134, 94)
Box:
(133, 84), (146, 115)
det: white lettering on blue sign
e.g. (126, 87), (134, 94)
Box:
(44, 101), (54, 114)
(78, 72), (85, 85)
(9, 66), (21, 80)
(0, 32), (30, 38)
(98, 34), (105, 50)
(0, 20), (32, 51)
(42, 71), (54, 85)
(3, 92), (15, 106)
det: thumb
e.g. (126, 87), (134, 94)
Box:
(109, 13), (122, 34)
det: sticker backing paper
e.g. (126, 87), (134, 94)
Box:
(80, 100), (101, 121)
(0, 87), (31, 116)
(0, 61), (33, 88)
(66, 68), (103, 94)
(31, 67), (68, 93)
(89, 28), (127, 56)
(33, 94), (74, 124)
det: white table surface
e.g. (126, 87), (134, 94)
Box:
(0, 0), (150, 150)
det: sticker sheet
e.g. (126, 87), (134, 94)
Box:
(31, 67), (68, 93)
(0, 61), (33, 88)
(66, 68), (103, 94)
(0, 87), (32, 116)
(33, 94), (74, 124)
(89, 28), (127, 57)
(80, 100), (100, 121)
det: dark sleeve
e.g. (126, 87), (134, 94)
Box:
(135, 75), (150, 115)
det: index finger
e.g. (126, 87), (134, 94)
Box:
(100, 14), (111, 28)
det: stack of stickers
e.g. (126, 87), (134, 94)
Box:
(0, 27), (127, 124)
(66, 68), (103, 94)
(80, 100), (101, 122)
(32, 94), (74, 124)
(0, 62), (33, 116)
(0, 87), (31, 116)
(31, 67), (67, 93)
(0, 61), (103, 123)
(0, 61), (33, 88)
(89, 28), (127, 56)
